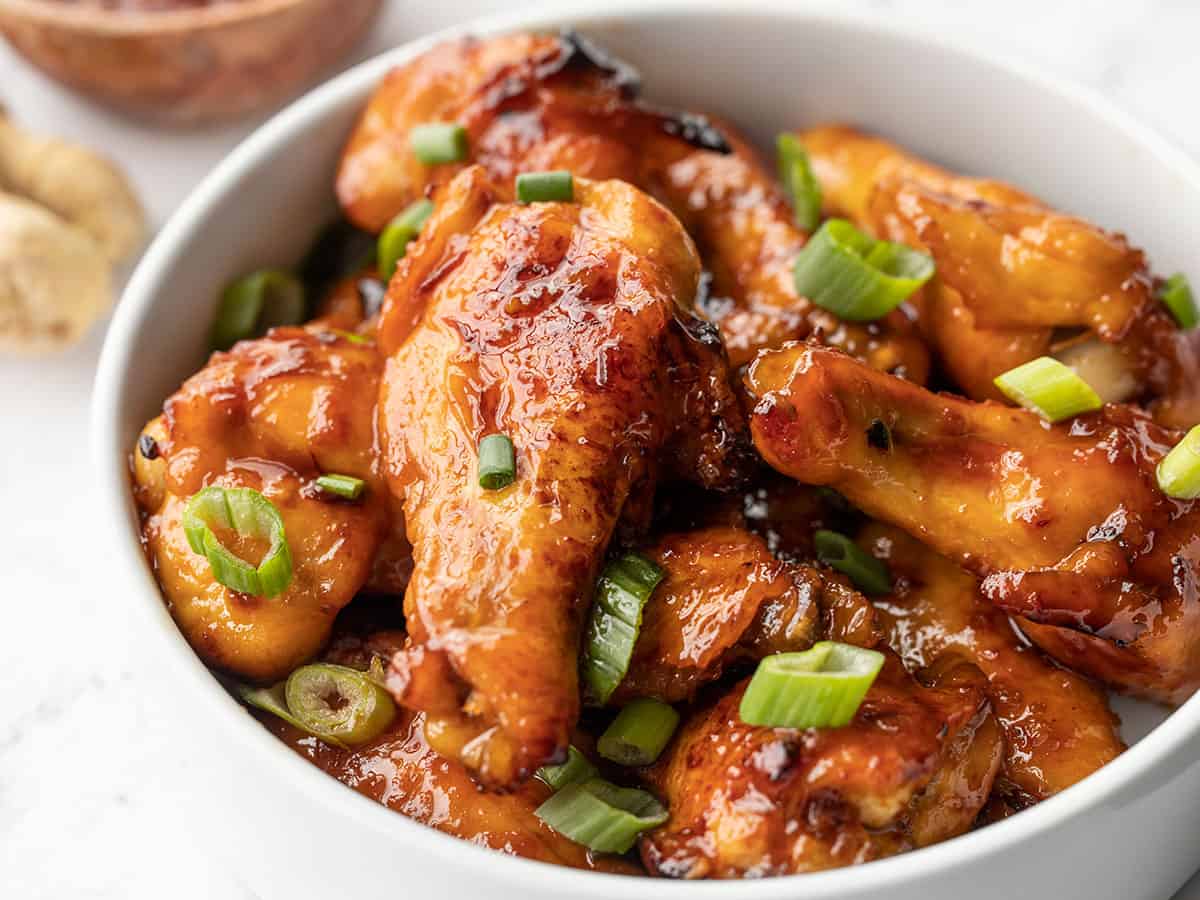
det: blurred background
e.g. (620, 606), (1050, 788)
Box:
(1, 1), (1198, 897)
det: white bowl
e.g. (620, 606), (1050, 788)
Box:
(92, 2), (1200, 898)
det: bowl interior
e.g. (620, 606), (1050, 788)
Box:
(95, 4), (1200, 897)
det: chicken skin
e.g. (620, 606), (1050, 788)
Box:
(800, 124), (1197, 421)
(377, 166), (748, 787)
(268, 631), (639, 875)
(132, 329), (391, 681)
(614, 526), (823, 703)
(337, 32), (929, 378)
(747, 344), (1200, 702)
(640, 654), (1001, 878)
(863, 523), (1124, 803)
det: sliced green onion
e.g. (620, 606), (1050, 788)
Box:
(378, 199), (434, 281)
(315, 473), (365, 500)
(598, 698), (679, 767)
(777, 133), (821, 232)
(410, 123), (468, 165)
(534, 777), (668, 854)
(283, 663), (396, 746)
(1159, 273), (1197, 329)
(516, 170), (574, 204)
(1157, 424), (1200, 499)
(581, 553), (665, 705)
(183, 486), (293, 597)
(739, 642), (885, 729)
(814, 529), (891, 595)
(535, 745), (598, 791)
(792, 219), (934, 322)
(237, 682), (341, 743)
(478, 433), (516, 490)
(211, 269), (307, 351)
(238, 665), (395, 749)
(994, 356), (1102, 422)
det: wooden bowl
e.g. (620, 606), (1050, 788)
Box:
(0, 0), (383, 124)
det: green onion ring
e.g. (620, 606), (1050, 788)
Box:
(993, 356), (1103, 422)
(739, 642), (885, 729)
(284, 663), (396, 746)
(597, 698), (679, 767)
(813, 529), (892, 595)
(535, 745), (599, 791)
(581, 553), (666, 705)
(211, 269), (306, 351)
(183, 486), (293, 597)
(314, 473), (366, 500)
(1159, 273), (1197, 329)
(534, 777), (668, 854)
(516, 170), (575, 204)
(792, 219), (934, 321)
(1157, 425), (1200, 500)
(410, 123), (469, 165)
(478, 433), (517, 490)
(777, 133), (822, 232)
(378, 199), (434, 281)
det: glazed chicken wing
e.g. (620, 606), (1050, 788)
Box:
(801, 124), (1197, 420)
(337, 33), (929, 378)
(747, 344), (1200, 702)
(641, 654), (1001, 877)
(614, 525), (823, 703)
(377, 166), (748, 787)
(863, 523), (1124, 803)
(660, 128), (928, 377)
(132, 329), (391, 681)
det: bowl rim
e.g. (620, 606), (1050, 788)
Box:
(0, 0), (326, 34)
(92, 0), (1200, 895)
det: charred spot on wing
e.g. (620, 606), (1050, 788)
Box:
(679, 311), (724, 352)
(138, 432), (160, 460)
(547, 30), (731, 154)
(555, 28), (643, 96)
(658, 110), (733, 155)
(866, 419), (893, 452)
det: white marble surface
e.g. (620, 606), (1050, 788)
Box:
(2, 1), (1200, 897)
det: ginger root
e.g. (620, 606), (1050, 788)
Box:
(0, 109), (145, 352)
(0, 192), (112, 353)
(0, 110), (145, 263)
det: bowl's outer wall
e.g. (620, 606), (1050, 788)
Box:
(96, 5), (1200, 899)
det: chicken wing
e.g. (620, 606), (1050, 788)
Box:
(614, 525), (821, 703)
(265, 630), (639, 874)
(801, 124), (1196, 418)
(377, 166), (748, 787)
(660, 127), (928, 376)
(640, 654), (1000, 877)
(747, 344), (1200, 702)
(338, 32), (929, 377)
(862, 523), (1124, 803)
(132, 328), (391, 681)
